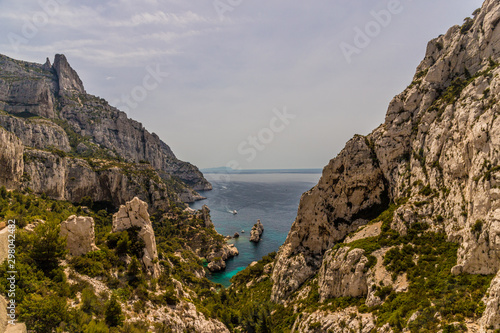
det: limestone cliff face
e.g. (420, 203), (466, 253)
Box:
(317, 247), (369, 301)
(57, 93), (211, 191)
(22, 149), (176, 212)
(272, 135), (389, 301)
(0, 113), (71, 152)
(0, 54), (57, 118)
(0, 52), (211, 204)
(272, 0), (500, 314)
(0, 127), (24, 189)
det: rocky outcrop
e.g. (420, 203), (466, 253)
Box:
(273, 0), (500, 304)
(56, 92), (211, 191)
(199, 205), (213, 228)
(23, 149), (172, 212)
(112, 197), (160, 278)
(250, 219), (264, 243)
(481, 269), (500, 329)
(206, 244), (239, 272)
(208, 259), (226, 272)
(318, 247), (369, 301)
(60, 215), (99, 256)
(0, 127), (24, 189)
(0, 54), (57, 119)
(53, 54), (85, 95)
(291, 307), (378, 333)
(143, 298), (230, 333)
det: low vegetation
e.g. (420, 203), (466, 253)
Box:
(0, 189), (495, 332)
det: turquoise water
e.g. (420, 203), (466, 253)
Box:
(190, 172), (321, 287)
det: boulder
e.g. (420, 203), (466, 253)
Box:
(60, 215), (99, 256)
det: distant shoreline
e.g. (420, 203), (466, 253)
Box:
(201, 168), (323, 174)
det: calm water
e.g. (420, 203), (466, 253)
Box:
(190, 172), (321, 287)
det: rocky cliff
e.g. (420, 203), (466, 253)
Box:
(0, 53), (211, 209)
(270, 0), (500, 329)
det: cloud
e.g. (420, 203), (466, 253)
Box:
(107, 11), (213, 27)
(0, 0), (486, 169)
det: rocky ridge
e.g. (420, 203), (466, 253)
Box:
(270, 0), (500, 330)
(0, 53), (211, 208)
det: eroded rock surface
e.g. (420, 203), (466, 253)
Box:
(0, 127), (24, 189)
(60, 215), (99, 256)
(272, 0), (500, 316)
(250, 219), (264, 243)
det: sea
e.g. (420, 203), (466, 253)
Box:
(189, 170), (322, 287)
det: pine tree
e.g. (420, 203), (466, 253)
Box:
(105, 294), (123, 327)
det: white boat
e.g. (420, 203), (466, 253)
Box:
(232, 210), (238, 215)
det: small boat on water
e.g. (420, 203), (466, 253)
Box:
(241, 230), (245, 233)
(232, 210), (238, 215)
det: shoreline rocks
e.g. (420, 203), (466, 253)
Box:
(207, 244), (239, 272)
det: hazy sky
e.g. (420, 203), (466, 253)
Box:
(0, 0), (484, 169)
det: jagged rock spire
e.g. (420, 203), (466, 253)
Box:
(52, 54), (85, 95)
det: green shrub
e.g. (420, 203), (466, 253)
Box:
(84, 320), (109, 333)
(164, 285), (179, 306)
(460, 17), (474, 34)
(419, 185), (432, 196)
(19, 293), (68, 332)
(105, 294), (124, 327)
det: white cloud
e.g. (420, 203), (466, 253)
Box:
(107, 11), (213, 27)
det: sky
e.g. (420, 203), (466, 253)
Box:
(0, 0), (485, 169)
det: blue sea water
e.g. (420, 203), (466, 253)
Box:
(189, 171), (321, 287)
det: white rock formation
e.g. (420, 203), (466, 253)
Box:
(60, 215), (99, 256)
(481, 269), (500, 330)
(0, 127), (24, 189)
(112, 197), (161, 278)
(292, 307), (377, 333)
(318, 247), (369, 301)
(250, 219), (264, 243)
(272, 0), (500, 303)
